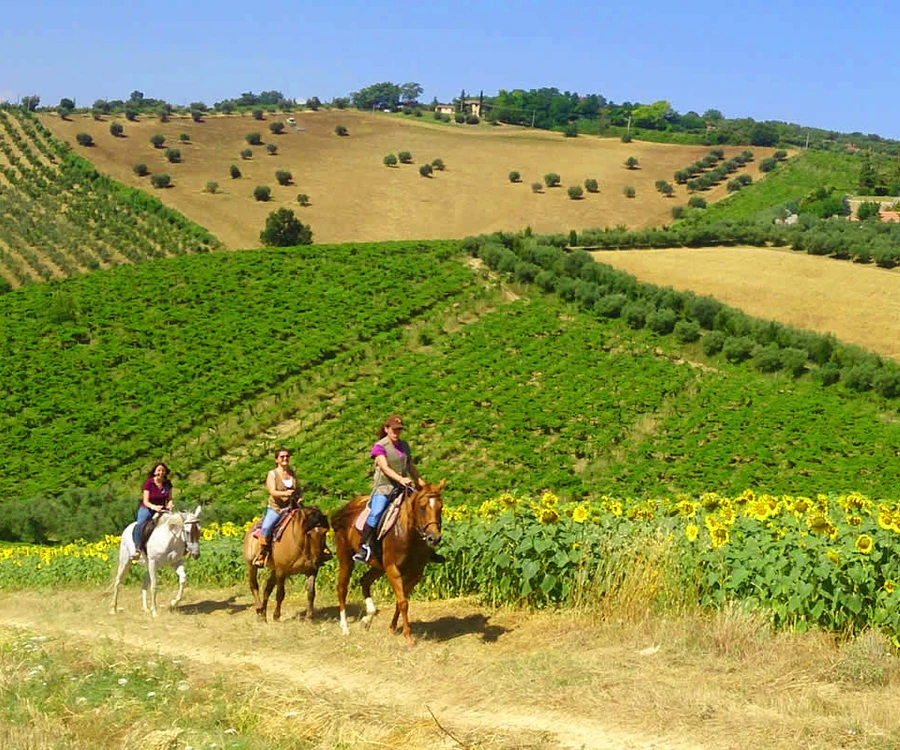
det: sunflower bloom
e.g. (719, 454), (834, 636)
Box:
(571, 505), (589, 524)
(685, 524), (699, 543)
(855, 534), (874, 554)
(884, 580), (897, 594)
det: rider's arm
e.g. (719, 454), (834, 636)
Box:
(375, 454), (413, 486)
(266, 470), (294, 501)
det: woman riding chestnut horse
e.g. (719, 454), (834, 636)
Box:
(332, 415), (446, 645)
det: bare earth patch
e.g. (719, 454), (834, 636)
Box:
(2, 587), (899, 749)
(595, 246), (900, 362)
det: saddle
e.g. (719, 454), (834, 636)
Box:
(250, 508), (297, 543)
(138, 513), (162, 553)
(354, 484), (409, 540)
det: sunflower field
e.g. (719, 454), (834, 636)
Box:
(3, 492), (900, 638)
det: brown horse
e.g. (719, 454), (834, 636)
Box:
(332, 479), (445, 645)
(242, 506), (331, 621)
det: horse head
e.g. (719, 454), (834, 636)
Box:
(410, 479), (445, 549)
(179, 505), (202, 560)
(300, 506), (332, 568)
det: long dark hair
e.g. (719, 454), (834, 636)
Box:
(147, 462), (170, 479)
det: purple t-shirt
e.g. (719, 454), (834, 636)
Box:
(370, 440), (409, 460)
(142, 477), (172, 509)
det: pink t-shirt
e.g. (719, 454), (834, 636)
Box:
(142, 477), (172, 508)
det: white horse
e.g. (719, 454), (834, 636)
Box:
(109, 507), (202, 617)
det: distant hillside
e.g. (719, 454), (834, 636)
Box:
(0, 106), (221, 289)
(40, 110), (775, 250)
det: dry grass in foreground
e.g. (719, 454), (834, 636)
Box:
(42, 111), (775, 249)
(1, 586), (899, 749)
(596, 245), (900, 362)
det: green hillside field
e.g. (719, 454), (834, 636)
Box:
(3, 238), (900, 543)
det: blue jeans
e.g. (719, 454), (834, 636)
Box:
(133, 505), (154, 548)
(365, 494), (389, 529)
(260, 508), (282, 538)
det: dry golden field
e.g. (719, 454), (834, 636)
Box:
(596, 246), (900, 362)
(43, 110), (772, 249)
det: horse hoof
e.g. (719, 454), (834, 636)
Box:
(340, 626), (350, 636)
(108, 607), (117, 616)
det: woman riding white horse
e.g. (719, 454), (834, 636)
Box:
(109, 506), (202, 617)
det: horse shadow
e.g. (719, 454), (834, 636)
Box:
(316, 606), (509, 643)
(177, 596), (249, 616)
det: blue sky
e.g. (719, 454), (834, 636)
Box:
(4, 0), (899, 138)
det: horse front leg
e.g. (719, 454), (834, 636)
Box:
(384, 564), (413, 645)
(301, 573), (316, 620)
(360, 567), (383, 631)
(170, 561), (186, 610)
(142, 565), (157, 617)
(272, 575), (286, 622)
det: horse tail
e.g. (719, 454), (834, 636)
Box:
(329, 496), (367, 532)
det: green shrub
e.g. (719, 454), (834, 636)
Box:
(270, 122), (285, 135)
(623, 301), (651, 329)
(150, 173), (171, 189)
(419, 164), (433, 177)
(623, 186), (636, 198)
(296, 193), (310, 206)
(125, 109), (138, 122)
(531, 182), (543, 193)
(253, 185), (271, 202)
(509, 171), (521, 183)
(259, 207), (312, 246)
(150, 133), (165, 148)
(240, 148), (252, 160)
(75, 132), (93, 147)
(621, 133), (632, 143)
(205, 181), (219, 194)
(266, 143), (278, 155)
(674, 320), (701, 343)
(857, 202), (881, 221)
(466, 114), (479, 125)
(722, 336), (755, 364)
(383, 153), (398, 167)
(567, 185), (584, 200)
(275, 169), (292, 186)
(132, 163), (149, 177)
(335, 125), (348, 136)
(431, 158), (445, 171)
(584, 178), (599, 193)
(671, 205), (685, 219)
(563, 122), (578, 138)
(252, 109), (264, 120)
(230, 164), (241, 179)
(625, 156), (639, 170)
(398, 151), (413, 164)
(455, 113), (465, 124)
(544, 173), (561, 188)
(164, 148), (181, 163)
(688, 195), (707, 209)
(109, 122), (124, 137)
(702, 330), (726, 356)
(647, 308), (676, 335)
(596, 293), (627, 318)
(246, 132), (262, 145)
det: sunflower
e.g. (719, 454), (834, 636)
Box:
(855, 534), (874, 555)
(571, 505), (589, 524)
(685, 524), (699, 543)
(539, 508), (560, 524)
(709, 526), (730, 549)
(884, 580), (897, 594)
(540, 491), (559, 508)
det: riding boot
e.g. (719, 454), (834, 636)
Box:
(352, 525), (377, 564)
(253, 536), (271, 568)
(428, 550), (446, 564)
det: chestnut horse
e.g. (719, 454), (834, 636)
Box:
(242, 505), (331, 621)
(332, 480), (445, 645)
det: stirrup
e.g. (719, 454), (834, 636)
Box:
(352, 544), (371, 564)
(130, 550), (141, 561)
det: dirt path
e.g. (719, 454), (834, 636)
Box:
(0, 587), (700, 749)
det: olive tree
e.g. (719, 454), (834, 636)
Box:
(260, 208), (313, 246)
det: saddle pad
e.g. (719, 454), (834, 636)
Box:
(250, 509), (297, 542)
(353, 498), (402, 539)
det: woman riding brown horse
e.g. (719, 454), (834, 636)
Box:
(331, 479), (445, 645)
(242, 504), (331, 621)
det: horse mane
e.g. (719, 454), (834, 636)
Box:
(161, 512), (185, 531)
(301, 507), (329, 533)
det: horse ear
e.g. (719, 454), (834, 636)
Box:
(438, 479), (447, 490)
(194, 505), (202, 517)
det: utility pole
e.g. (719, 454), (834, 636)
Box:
(531, 110), (536, 128)
(805, 131), (810, 149)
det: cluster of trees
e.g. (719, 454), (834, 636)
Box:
(673, 149), (757, 192)
(468, 231), (900, 399)
(858, 151), (900, 196)
(350, 82), (425, 110)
